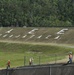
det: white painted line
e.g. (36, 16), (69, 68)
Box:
(54, 36), (60, 39)
(56, 28), (68, 35)
(3, 34), (8, 37)
(15, 35), (20, 38)
(30, 35), (35, 38)
(9, 35), (13, 38)
(37, 35), (42, 39)
(45, 35), (51, 39)
(22, 35), (27, 38)
(28, 28), (38, 34)
(5, 29), (13, 33)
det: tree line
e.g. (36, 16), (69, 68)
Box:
(0, 0), (74, 27)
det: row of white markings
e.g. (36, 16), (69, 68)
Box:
(0, 34), (51, 39)
(54, 28), (68, 39)
(0, 28), (68, 40)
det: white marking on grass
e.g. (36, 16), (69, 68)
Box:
(37, 35), (42, 39)
(56, 28), (68, 35)
(28, 28), (38, 34)
(9, 35), (13, 38)
(5, 29), (13, 33)
(30, 35), (35, 38)
(3, 34), (8, 37)
(22, 35), (27, 38)
(57, 30), (64, 34)
(45, 35), (51, 39)
(54, 36), (60, 39)
(15, 35), (20, 38)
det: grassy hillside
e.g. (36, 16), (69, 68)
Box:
(0, 42), (74, 68)
(0, 27), (74, 44)
(0, 27), (74, 68)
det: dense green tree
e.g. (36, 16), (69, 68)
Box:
(0, 0), (74, 27)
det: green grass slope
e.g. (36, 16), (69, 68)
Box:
(0, 27), (74, 44)
(0, 42), (74, 68)
(0, 27), (74, 68)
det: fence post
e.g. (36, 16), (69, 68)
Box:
(6, 69), (9, 75)
(55, 54), (57, 64)
(24, 56), (26, 66)
(49, 66), (51, 75)
(39, 56), (40, 65)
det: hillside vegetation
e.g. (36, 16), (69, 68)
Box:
(0, 27), (74, 44)
(0, 27), (74, 68)
(0, 42), (74, 68)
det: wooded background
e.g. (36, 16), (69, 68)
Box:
(0, 0), (74, 27)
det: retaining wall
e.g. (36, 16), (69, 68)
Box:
(0, 64), (74, 75)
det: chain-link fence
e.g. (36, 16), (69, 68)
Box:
(24, 53), (74, 66)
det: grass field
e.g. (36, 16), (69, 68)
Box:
(0, 42), (74, 68)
